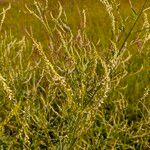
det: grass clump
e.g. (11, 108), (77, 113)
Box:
(0, 0), (150, 149)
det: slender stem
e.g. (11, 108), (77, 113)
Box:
(117, 0), (148, 57)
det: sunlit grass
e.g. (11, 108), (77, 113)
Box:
(0, 0), (149, 149)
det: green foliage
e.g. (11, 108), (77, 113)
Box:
(0, 0), (150, 149)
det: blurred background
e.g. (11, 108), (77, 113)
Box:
(0, 0), (149, 45)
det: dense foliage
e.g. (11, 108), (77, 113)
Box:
(0, 0), (149, 149)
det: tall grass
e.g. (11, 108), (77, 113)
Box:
(0, 0), (150, 149)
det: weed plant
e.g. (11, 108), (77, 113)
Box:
(0, 0), (150, 149)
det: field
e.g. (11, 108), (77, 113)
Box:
(0, 0), (150, 149)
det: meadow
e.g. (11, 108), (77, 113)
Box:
(0, 0), (150, 149)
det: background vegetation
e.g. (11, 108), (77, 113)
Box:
(0, 0), (150, 149)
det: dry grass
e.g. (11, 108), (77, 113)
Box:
(0, 0), (150, 149)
